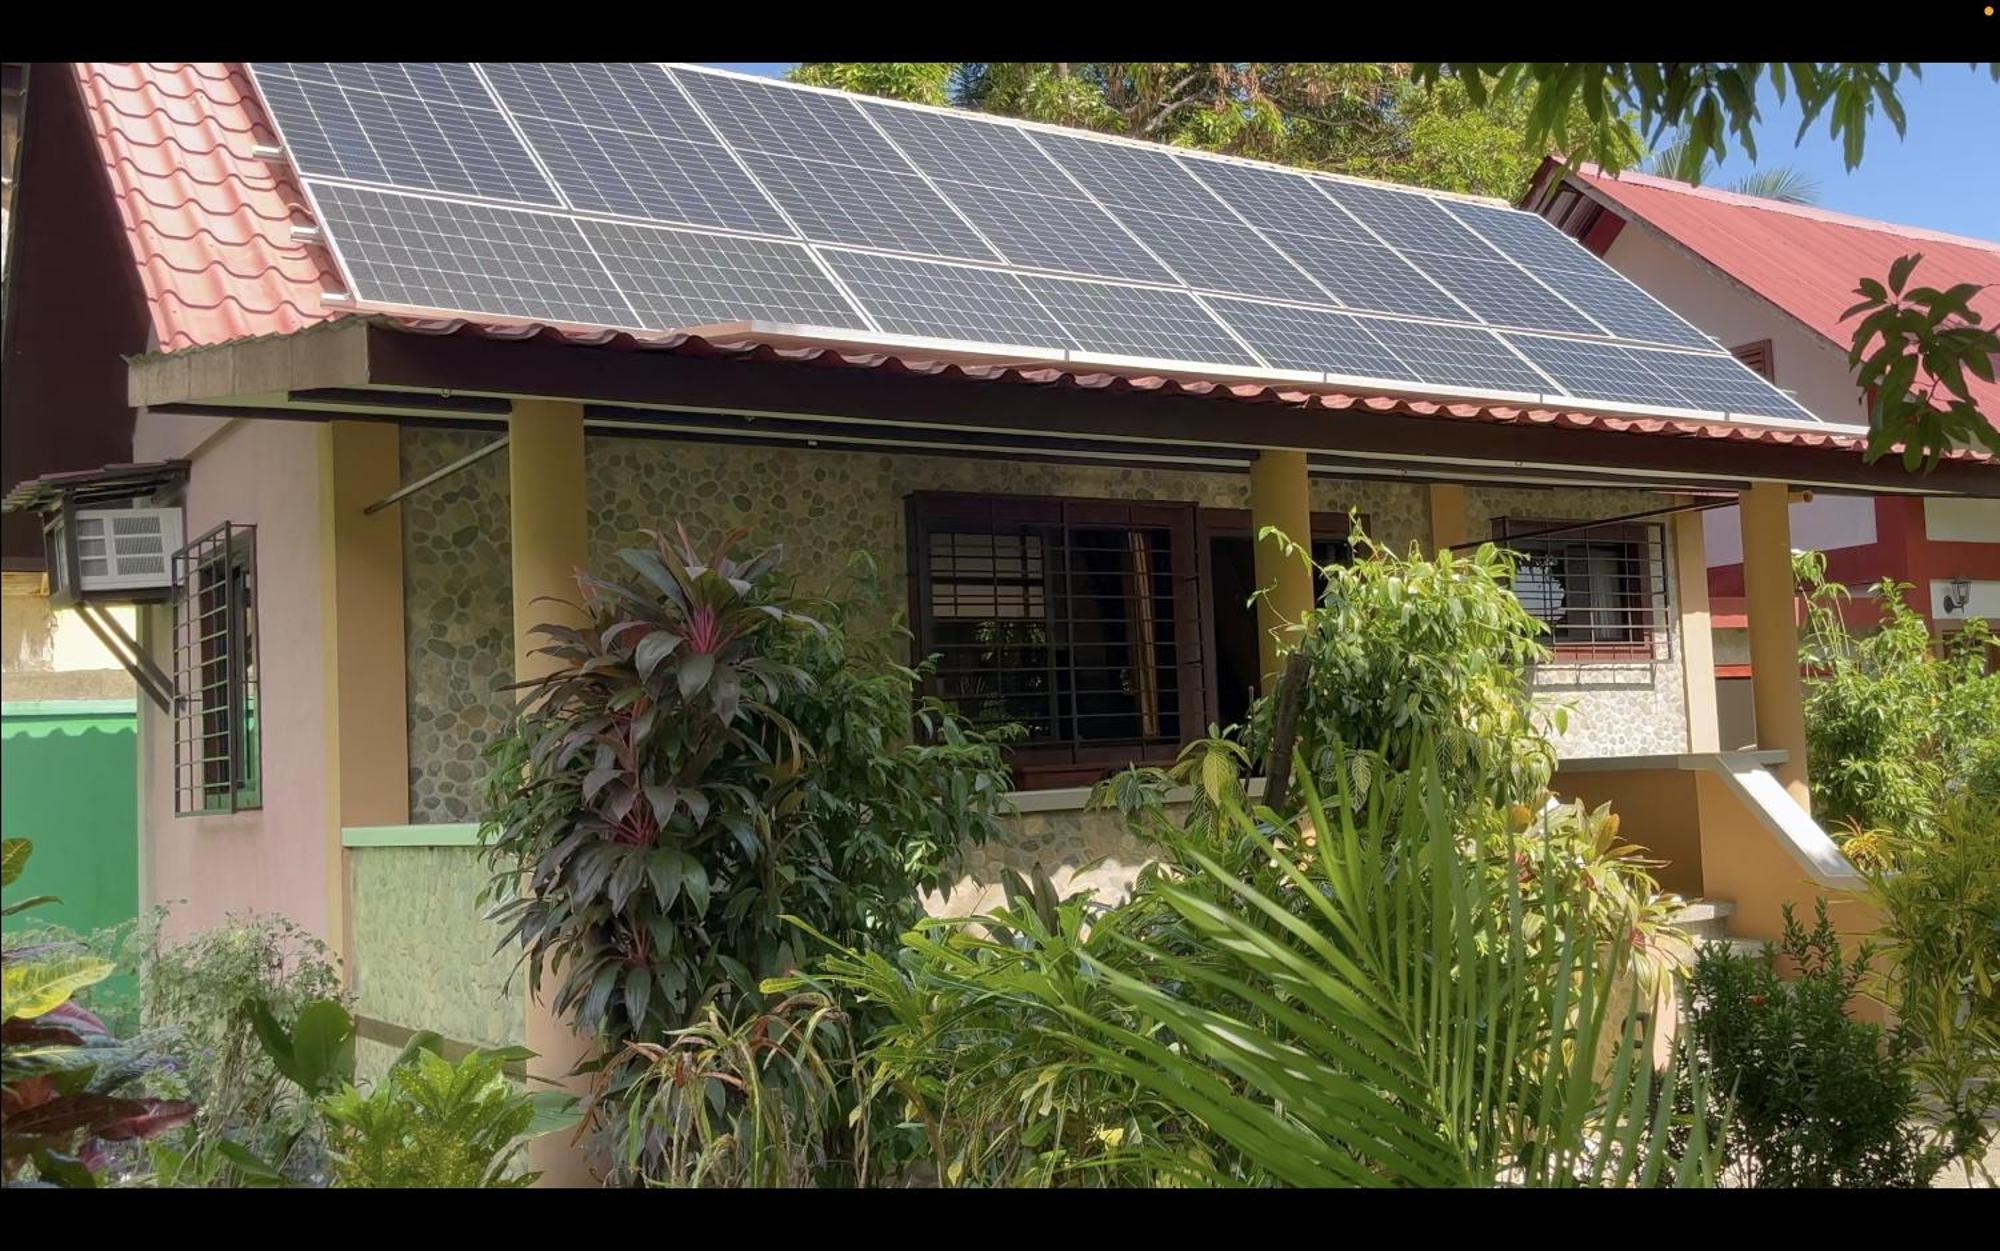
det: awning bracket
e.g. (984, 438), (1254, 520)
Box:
(73, 600), (174, 715)
(362, 435), (509, 516)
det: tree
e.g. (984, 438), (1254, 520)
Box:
(1645, 132), (1821, 204)
(1413, 63), (2000, 466)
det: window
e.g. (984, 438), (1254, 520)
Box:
(1495, 517), (1671, 663)
(1731, 339), (1775, 380)
(172, 522), (261, 814)
(908, 493), (1200, 789)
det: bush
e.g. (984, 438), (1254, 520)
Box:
(134, 910), (349, 1186)
(1796, 550), (2000, 835)
(1847, 800), (2000, 1181)
(1678, 899), (1943, 1188)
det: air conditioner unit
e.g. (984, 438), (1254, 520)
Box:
(46, 506), (184, 604)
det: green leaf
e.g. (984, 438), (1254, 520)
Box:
(1, 894), (61, 918)
(677, 651), (716, 700)
(634, 629), (682, 679)
(289, 1000), (357, 1094)
(1888, 253), (1922, 296)
(390, 1029), (446, 1072)
(1, 838), (29, 887)
(4, 957), (114, 1020)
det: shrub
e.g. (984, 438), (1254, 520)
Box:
(1847, 800), (2000, 1181)
(318, 1048), (543, 1188)
(1796, 550), (2000, 835)
(130, 910), (347, 1186)
(1677, 899), (1943, 1188)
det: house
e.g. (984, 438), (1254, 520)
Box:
(1526, 163), (2000, 746)
(4, 63), (1994, 1182)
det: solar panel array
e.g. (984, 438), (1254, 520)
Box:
(246, 62), (1820, 423)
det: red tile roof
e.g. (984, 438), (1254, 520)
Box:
(1564, 165), (2000, 418)
(71, 64), (1993, 469)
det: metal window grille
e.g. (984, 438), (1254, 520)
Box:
(1496, 517), (1671, 664)
(172, 522), (261, 814)
(909, 493), (1201, 785)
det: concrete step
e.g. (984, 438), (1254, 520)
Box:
(1671, 899), (1737, 945)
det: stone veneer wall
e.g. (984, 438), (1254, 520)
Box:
(1465, 485), (1691, 758)
(400, 429), (1695, 819)
(349, 846), (525, 1051)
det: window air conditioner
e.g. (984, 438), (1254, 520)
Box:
(47, 506), (184, 602)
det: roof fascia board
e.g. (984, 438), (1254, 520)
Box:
(127, 317), (372, 408)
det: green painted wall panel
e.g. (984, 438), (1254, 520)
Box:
(349, 846), (524, 1050)
(1, 703), (138, 937)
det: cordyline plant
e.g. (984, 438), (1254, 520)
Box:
(481, 526), (821, 1048)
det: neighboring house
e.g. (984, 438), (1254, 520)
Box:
(1, 61), (139, 950)
(1527, 162), (2000, 746)
(3, 65), (1993, 1181)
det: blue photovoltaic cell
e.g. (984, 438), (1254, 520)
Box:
(1439, 199), (1606, 274)
(1503, 335), (1696, 409)
(931, 182), (1174, 283)
(262, 63), (496, 109)
(1114, 207), (1330, 303)
(1207, 298), (1421, 380)
(734, 150), (999, 262)
(252, 66), (558, 206)
(820, 251), (1070, 347)
(577, 219), (865, 331)
(1031, 132), (1234, 218)
(1267, 233), (1470, 320)
(862, 103), (1079, 196)
(670, 67), (905, 167)
(1185, 159), (1379, 244)
(312, 183), (635, 326)
(513, 116), (790, 234)
(1401, 253), (1603, 336)
(1019, 277), (1259, 365)
(1315, 179), (1497, 258)
(479, 63), (716, 144)
(1525, 266), (1717, 350)
(1635, 349), (1813, 419)
(1360, 320), (1555, 395)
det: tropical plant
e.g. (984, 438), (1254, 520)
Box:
(1246, 523), (1561, 814)
(1839, 251), (1999, 468)
(609, 992), (865, 1188)
(1846, 800), (2000, 1183)
(318, 1048), (545, 1188)
(1644, 131), (1821, 203)
(132, 909), (348, 1187)
(1676, 899), (1943, 1187)
(1795, 550), (2000, 835)
(2, 839), (195, 1187)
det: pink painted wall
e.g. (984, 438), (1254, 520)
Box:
(134, 413), (331, 944)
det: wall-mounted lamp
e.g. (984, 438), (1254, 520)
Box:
(1942, 574), (1973, 616)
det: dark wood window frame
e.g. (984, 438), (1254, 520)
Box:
(1494, 516), (1672, 665)
(907, 491), (1203, 791)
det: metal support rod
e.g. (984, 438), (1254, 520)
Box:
(74, 601), (174, 714)
(1446, 495), (1741, 551)
(362, 435), (509, 515)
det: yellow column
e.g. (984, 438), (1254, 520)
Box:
(1248, 449), (1313, 687)
(1427, 483), (1468, 555)
(1740, 481), (1810, 809)
(318, 421), (410, 978)
(508, 400), (596, 1187)
(1673, 505), (1720, 753)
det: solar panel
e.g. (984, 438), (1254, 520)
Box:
(578, 220), (866, 331)
(1020, 278), (1260, 365)
(252, 63), (559, 206)
(311, 183), (636, 326)
(819, 251), (1068, 347)
(1401, 254), (1603, 336)
(1362, 320), (1556, 394)
(923, 182), (1174, 283)
(1208, 299), (1421, 380)
(258, 62), (1824, 426)
(1503, 335), (1698, 409)
(732, 150), (999, 261)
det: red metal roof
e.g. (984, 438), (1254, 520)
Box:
(1564, 165), (2000, 418)
(71, 64), (1992, 469)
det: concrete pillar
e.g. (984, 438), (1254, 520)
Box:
(1248, 449), (1313, 687)
(1672, 504), (1720, 753)
(508, 400), (596, 1186)
(317, 420), (410, 979)
(1739, 481), (1810, 809)
(1427, 483), (1468, 555)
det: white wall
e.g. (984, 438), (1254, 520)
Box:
(1924, 497), (2000, 544)
(1703, 493), (1879, 567)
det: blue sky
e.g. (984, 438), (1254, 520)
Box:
(708, 63), (1999, 240)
